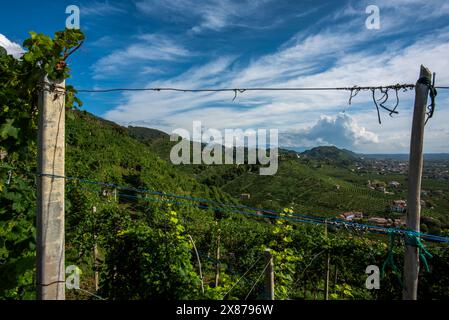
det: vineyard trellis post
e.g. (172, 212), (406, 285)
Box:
(403, 65), (432, 300)
(215, 227), (221, 287)
(324, 220), (330, 300)
(264, 249), (274, 300)
(37, 76), (66, 300)
(93, 206), (99, 292)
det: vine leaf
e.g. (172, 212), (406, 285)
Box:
(0, 119), (19, 140)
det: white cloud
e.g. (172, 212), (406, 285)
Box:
(92, 34), (191, 79)
(103, 1), (449, 153)
(0, 34), (24, 59)
(136, 0), (278, 33)
(280, 113), (379, 151)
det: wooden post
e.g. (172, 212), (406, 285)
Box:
(215, 228), (221, 287)
(37, 76), (66, 300)
(188, 235), (204, 294)
(264, 249), (275, 300)
(93, 206), (99, 292)
(324, 220), (330, 300)
(334, 265), (338, 287)
(403, 65), (432, 300)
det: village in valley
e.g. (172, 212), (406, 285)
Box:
(355, 157), (449, 181)
(338, 157), (449, 228)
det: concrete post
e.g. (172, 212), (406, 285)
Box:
(37, 76), (66, 300)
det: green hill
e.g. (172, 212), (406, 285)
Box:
(115, 126), (448, 226)
(301, 146), (360, 165)
(128, 126), (169, 143)
(66, 110), (237, 208)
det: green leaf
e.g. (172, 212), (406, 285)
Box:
(0, 119), (19, 140)
(67, 112), (75, 121)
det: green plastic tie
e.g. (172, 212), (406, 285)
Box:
(381, 230), (403, 286)
(405, 232), (433, 273)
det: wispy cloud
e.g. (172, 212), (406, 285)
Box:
(92, 34), (191, 79)
(135, 0), (282, 33)
(101, 1), (449, 153)
(80, 0), (126, 17)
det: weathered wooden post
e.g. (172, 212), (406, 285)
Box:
(264, 249), (275, 300)
(215, 227), (221, 287)
(93, 206), (99, 292)
(403, 65), (432, 300)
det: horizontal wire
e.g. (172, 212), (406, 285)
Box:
(65, 182), (449, 243)
(75, 84), (419, 94)
(4, 167), (449, 243)
(45, 173), (328, 222)
(63, 177), (449, 242)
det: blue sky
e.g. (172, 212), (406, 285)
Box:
(1, 0), (449, 153)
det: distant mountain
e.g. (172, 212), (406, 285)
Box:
(281, 146), (309, 153)
(300, 146), (360, 164)
(127, 126), (169, 142)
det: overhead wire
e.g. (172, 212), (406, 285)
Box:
(58, 177), (449, 243)
(3, 166), (449, 243)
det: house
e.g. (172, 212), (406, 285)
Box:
(369, 180), (387, 191)
(338, 212), (364, 221)
(368, 217), (390, 226)
(240, 193), (251, 201)
(391, 200), (407, 213)
(389, 181), (401, 188)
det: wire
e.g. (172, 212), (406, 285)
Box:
(5, 167), (449, 243)
(74, 287), (106, 300)
(71, 84), (449, 94)
(43, 173), (328, 222)
(244, 260), (271, 300)
(69, 82), (449, 124)
(64, 182), (449, 244)
(222, 256), (263, 299)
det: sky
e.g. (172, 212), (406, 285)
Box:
(1, 0), (449, 153)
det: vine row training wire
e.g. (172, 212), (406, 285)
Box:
(32, 171), (449, 244)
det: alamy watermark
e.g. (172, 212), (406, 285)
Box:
(66, 265), (81, 290)
(66, 5), (80, 29)
(365, 5), (380, 30)
(170, 121), (279, 176)
(365, 265), (380, 289)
